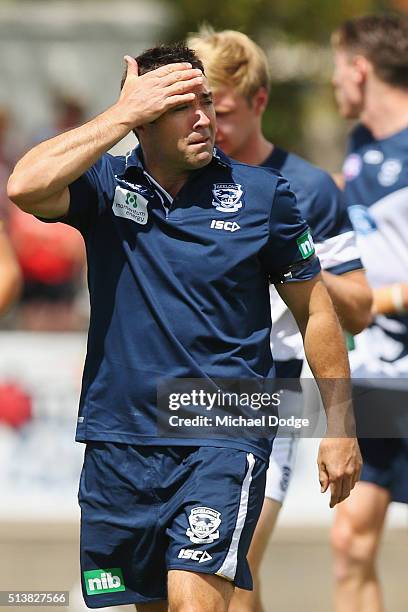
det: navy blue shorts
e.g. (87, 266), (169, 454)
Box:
(78, 443), (266, 608)
(359, 438), (408, 503)
(352, 381), (408, 503)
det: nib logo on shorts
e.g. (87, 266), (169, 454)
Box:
(84, 568), (126, 595)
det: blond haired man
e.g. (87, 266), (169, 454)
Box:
(189, 29), (372, 612)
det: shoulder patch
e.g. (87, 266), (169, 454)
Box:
(296, 230), (315, 259)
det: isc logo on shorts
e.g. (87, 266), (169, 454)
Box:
(83, 568), (126, 595)
(178, 548), (213, 563)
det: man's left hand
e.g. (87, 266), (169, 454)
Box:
(317, 437), (362, 508)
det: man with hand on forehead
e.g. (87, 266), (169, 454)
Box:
(8, 43), (361, 611)
(189, 28), (372, 612)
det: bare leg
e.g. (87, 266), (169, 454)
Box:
(228, 498), (282, 612)
(168, 569), (233, 612)
(331, 481), (390, 612)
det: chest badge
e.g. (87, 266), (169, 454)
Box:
(112, 187), (148, 225)
(212, 183), (244, 213)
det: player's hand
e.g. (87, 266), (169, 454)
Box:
(317, 437), (362, 508)
(114, 56), (204, 128)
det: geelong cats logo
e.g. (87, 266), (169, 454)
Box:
(186, 507), (222, 544)
(212, 183), (244, 213)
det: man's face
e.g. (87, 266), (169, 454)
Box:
(332, 49), (364, 119)
(143, 79), (216, 171)
(212, 86), (262, 159)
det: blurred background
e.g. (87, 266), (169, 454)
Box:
(0, 1), (407, 610)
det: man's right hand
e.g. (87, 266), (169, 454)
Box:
(115, 56), (204, 128)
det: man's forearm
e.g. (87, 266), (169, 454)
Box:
(8, 105), (130, 208)
(322, 270), (372, 335)
(303, 301), (355, 436)
(8, 60), (204, 211)
(276, 276), (362, 504)
(373, 282), (408, 315)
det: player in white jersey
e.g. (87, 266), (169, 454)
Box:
(331, 14), (408, 612)
(189, 29), (372, 612)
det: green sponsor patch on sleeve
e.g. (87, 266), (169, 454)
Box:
(84, 568), (125, 595)
(296, 230), (315, 259)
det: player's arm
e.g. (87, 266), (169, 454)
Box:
(310, 173), (372, 334)
(0, 221), (22, 316)
(371, 282), (408, 315)
(276, 275), (362, 508)
(7, 58), (204, 218)
(322, 269), (373, 334)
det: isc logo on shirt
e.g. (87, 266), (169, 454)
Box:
(210, 219), (240, 232)
(296, 231), (315, 259)
(83, 568), (126, 595)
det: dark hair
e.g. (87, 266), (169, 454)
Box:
(332, 14), (408, 88)
(120, 43), (204, 90)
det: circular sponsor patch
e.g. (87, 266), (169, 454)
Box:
(363, 149), (384, 165)
(378, 159), (402, 187)
(343, 154), (362, 181)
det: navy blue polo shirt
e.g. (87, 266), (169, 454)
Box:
(43, 146), (320, 461)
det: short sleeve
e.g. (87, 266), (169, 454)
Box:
(307, 173), (363, 275)
(36, 154), (116, 236)
(259, 177), (321, 283)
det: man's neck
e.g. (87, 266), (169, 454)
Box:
(360, 81), (408, 140)
(143, 161), (190, 199)
(233, 132), (274, 166)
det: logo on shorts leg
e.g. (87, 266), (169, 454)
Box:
(186, 506), (221, 544)
(83, 568), (126, 595)
(178, 548), (213, 563)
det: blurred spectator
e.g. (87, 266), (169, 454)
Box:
(33, 92), (87, 144)
(0, 217), (22, 317)
(0, 106), (20, 222)
(7, 93), (88, 331)
(8, 208), (86, 331)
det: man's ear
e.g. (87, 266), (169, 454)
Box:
(252, 87), (269, 116)
(352, 55), (370, 85)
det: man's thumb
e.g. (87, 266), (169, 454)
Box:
(319, 464), (329, 493)
(124, 55), (139, 77)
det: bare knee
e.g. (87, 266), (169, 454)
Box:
(228, 586), (259, 612)
(331, 509), (380, 581)
(168, 571), (231, 612)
